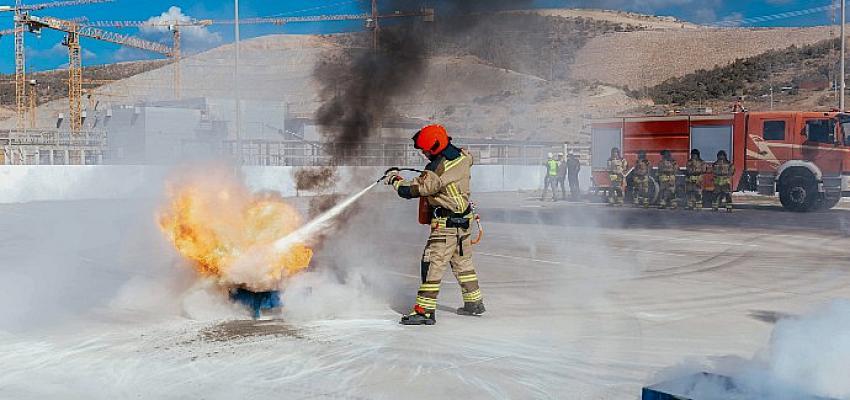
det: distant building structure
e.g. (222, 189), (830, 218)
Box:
(105, 98), (227, 164)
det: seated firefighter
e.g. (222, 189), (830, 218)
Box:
(607, 147), (627, 206)
(657, 150), (678, 209)
(632, 150), (652, 208)
(385, 124), (485, 326)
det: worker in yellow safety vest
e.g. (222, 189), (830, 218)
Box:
(541, 153), (559, 201)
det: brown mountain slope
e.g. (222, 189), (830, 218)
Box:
(572, 27), (835, 88)
(0, 59), (171, 118)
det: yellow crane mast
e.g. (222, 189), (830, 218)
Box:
(0, 0), (113, 130)
(20, 14), (173, 133)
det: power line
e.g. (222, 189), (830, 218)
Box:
(710, 4), (835, 27)
(261, 0), (365, 18)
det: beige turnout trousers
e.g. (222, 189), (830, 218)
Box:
(416, 225), (482, 313)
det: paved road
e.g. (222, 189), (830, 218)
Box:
(0, 194), (847, 399)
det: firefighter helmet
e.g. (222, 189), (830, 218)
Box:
(413, 124), (450, 156)
(717, 150), (728, 160)
(691, 148), (701, 158)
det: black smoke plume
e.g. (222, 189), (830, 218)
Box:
(307, 1), (534, 219)
(313, 0), (535, 161)
(313, 29), (426, 162)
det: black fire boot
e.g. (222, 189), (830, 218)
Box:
(457, 301), (486, 316)
(400, 309), (436, 326)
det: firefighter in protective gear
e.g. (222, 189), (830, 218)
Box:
(607, 147), (627, 206)
(685, 149), (706, 210)
(712, 150), (734, 212)
(566, 152), (581, 199)
(657, 150), (678, 209)
(542, 153), (559, 201)
(386, 124), (485, 326)
(632, 150), (651, 208)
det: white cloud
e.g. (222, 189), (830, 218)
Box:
(139, 6), (222, 53)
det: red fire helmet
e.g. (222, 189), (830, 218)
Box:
(412, 124), (450, 156)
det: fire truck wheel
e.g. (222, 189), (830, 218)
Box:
(779, 173), (818, 212)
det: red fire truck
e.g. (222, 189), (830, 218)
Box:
(591, 112), (850, 211)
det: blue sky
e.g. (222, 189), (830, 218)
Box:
(0, 0), (839, 73)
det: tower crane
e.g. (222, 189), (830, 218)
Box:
(0, 0), (113, 129)
(20, 14), (173, 133)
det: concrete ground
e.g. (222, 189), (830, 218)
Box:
(0, 191), (848, 399)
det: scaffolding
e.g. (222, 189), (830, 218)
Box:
(0, 128), (106, 165)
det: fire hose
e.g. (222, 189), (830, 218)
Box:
(378, 168), (484, 245)
(376, 167), (425, 183)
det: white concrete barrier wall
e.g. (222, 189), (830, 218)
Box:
(0, 165), (552, 204)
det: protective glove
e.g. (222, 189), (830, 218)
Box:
(384, 170), (403, 186)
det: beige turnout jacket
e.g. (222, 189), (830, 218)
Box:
(401, 149), (473, 214)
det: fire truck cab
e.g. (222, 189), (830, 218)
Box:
(591, 112), (850, 212)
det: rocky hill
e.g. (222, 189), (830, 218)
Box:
(635, 38), (841, 113)
(571, 27), (833, 89)
(519, 8), (699, 30)
(0, 9), (841, 142)
(0, 60), (170, 112)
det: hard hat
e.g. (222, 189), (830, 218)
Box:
(547, 152), (554, 158)
(413, 124), (449, 156)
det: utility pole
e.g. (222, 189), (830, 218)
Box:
(28, 79), (37, 128)
(770, 86), (774, 110)
(371, 0), (379, 50)
(234, 0), (242, 163)
(841, 0), (846, 110)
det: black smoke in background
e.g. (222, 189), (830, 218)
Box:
(313, 0), (535, 161)
(307, 1), (533, 220)
(313, 28), (427, 162)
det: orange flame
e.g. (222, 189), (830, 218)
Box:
(158, 171), (312, 291)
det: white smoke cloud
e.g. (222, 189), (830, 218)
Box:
(765, 300), (850, 399)
(655, 300), (850, 399)
(140, 6), (222, 52)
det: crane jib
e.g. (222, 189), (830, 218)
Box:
(23, 15), (172, 55)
